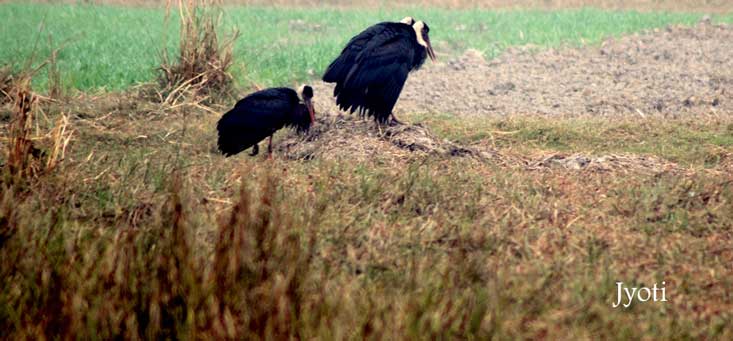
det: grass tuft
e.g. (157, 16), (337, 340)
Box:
(158, 0), (240, 101)
(5, 75), (38, 182)
(210, 172), (315, 338)
(0, 169), (323, 339)
(2, 71), (73, 186)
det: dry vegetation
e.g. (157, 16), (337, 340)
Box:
(157, 0), (239, 102)
(1, 1), (733, 339)
(1, 83), (732, 338)
(2, 63), (72, 185)
(0, 66), (13, 104)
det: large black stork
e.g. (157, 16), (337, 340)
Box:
(216, 85), (315, 157)
(322, 17), (436, 124)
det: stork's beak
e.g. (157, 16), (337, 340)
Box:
(425, 36), (436, 61)
(305, 99), (315, 124)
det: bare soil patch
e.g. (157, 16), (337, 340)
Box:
(294, 22), (732, 171)
(314, 21), (733, 119)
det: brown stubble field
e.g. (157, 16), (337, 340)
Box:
(2, 1), (733, 339)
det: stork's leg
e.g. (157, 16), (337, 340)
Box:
(267, 135), (273, 160)
(250, 144), (259, 156)
(389, 113), (404, 126)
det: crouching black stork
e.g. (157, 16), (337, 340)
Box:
(322, 17), (436, 124)
(217, 85), (315, 157)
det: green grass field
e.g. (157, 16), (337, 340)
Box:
(0, 3), (726, 91)
(2, 2), (733, 339)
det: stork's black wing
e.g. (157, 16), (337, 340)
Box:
(322, 22), (405, 84)
(217, 88), (297, 157)
(332, 25), (417, 122)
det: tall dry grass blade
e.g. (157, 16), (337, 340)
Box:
(206, 171), (316, 339)
(45, 113), (73, 171)
(47, 35), (63, 99)
(6, 76), (38, 181)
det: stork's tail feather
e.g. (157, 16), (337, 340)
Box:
(333, 88), (390, 123)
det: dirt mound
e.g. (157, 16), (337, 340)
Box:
(274, 116), (684, 176)
(275, 115), (499, 162)
(314, 21), (733, 118)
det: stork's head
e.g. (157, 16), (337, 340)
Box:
(412, 21), (436, 62)
(400, 16), (415, 25)
(297, 84), (315, 125)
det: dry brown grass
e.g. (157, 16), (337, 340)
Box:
(1, 90), (732, 338)
(2, 76), (72, 184)
(157, 0), (240, 102)
(0, 65), (14, 105)
(4, 76), (38, 180)
(1, 5), (732, 336)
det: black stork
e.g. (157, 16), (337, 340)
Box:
(216, 85), (315, 157)
(322, 17), (436, 124)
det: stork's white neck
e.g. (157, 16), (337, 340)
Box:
(413, 21), (428, 48)
(297, 85), (307, 101)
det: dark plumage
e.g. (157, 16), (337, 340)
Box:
(216, 86), (315, 157)
(323, 18), (435, 123)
